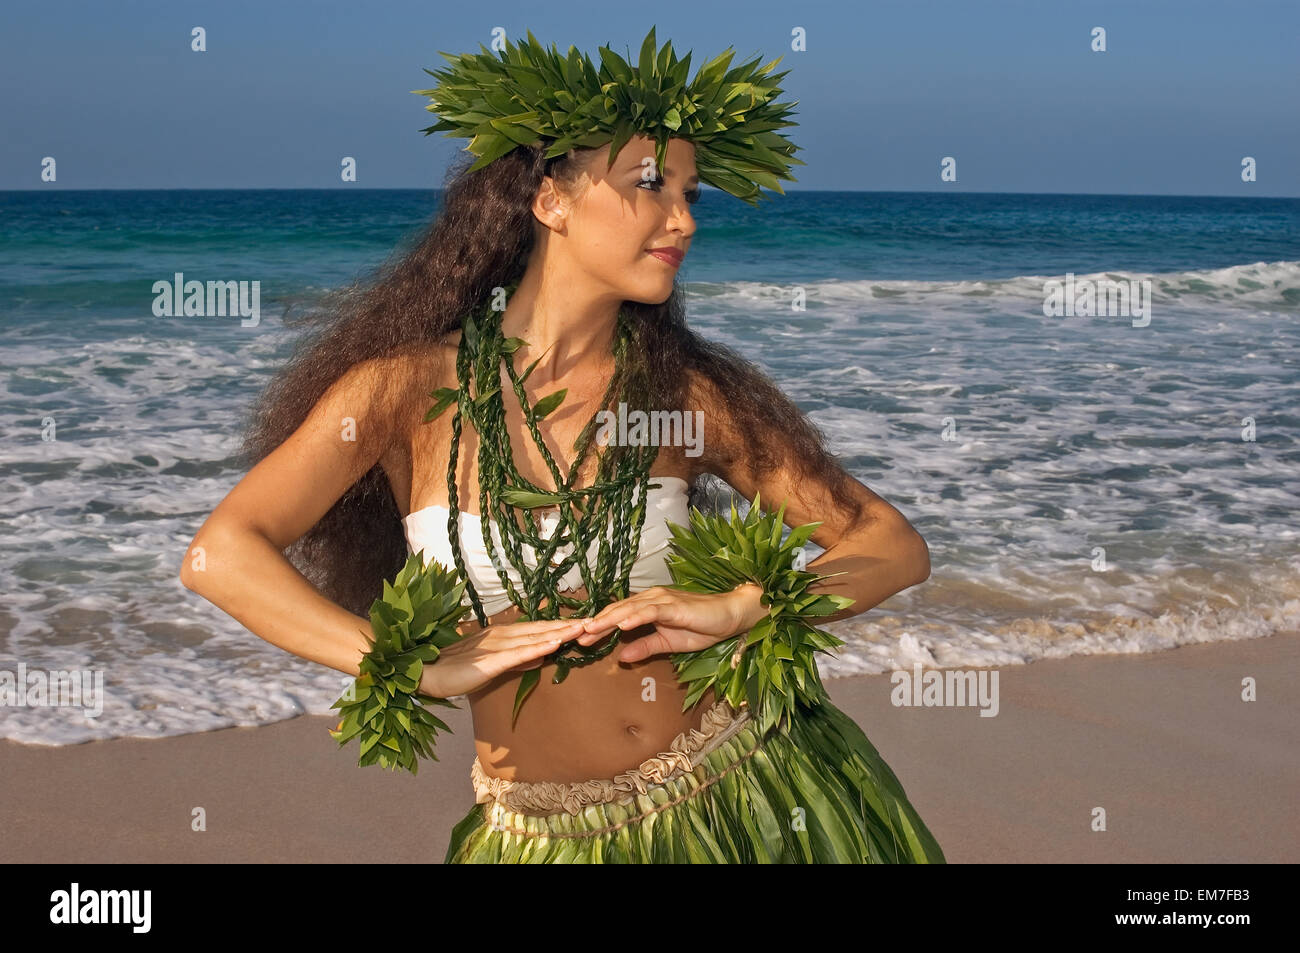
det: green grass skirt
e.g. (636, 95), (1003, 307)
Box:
(444, 696), (946, 864)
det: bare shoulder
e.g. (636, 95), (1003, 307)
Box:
(402, 331), (461, 388)
(381, 333), (466, 401)
(373, 337), (459, 466)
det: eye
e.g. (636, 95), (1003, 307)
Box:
(637, 175), (702, 205)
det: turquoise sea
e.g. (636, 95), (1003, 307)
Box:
(2, 188), (1298, 743)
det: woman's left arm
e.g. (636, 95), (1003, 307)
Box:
(578, 377), (931, 660)
(784, 517), (930, 626)
(700, 368), (930, 628)
(713, 447), (931, 630)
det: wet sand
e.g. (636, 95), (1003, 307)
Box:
(3, 632), (1296, 862)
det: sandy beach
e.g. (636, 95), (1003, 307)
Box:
(3, 632), (1296, 863)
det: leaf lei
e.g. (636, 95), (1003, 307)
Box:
(664, 491), (854, 737)
(425, 289), (659, 730)
(328, 552), (470, 774)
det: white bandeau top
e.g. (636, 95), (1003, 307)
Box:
(401, 476), (691, 618)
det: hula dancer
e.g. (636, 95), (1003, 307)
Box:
(202, 27), (946, 863)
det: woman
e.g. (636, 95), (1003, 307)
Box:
(180, 30), (946, 863)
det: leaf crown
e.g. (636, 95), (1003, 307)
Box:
(412, 25), (805, 206)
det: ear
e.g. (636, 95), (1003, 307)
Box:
(532, 176), (570, 233)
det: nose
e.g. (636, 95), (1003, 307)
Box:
(668, 198), (696, 239)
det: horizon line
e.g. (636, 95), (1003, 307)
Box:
(2, 187), (1296, 200)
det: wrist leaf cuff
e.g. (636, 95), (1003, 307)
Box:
(329, 552), (469, 774)
(663, 491), (854, 736)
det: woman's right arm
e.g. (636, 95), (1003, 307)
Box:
(178, 353), (587, 697)
(178, 356), (400, 680)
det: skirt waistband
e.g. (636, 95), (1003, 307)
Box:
(470, 697), (752, 817)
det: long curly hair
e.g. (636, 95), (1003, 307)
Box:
(239, 143), (870, 617)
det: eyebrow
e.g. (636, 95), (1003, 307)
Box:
(629, 163), (700, 185)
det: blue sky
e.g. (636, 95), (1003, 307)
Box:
(2, 0), (1296, 195)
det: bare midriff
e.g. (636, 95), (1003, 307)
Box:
(459, 593), (720, 784)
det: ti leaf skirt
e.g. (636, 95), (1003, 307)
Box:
(444, 695), (946, 864)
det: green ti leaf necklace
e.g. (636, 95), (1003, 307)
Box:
(424, 286), (663, 726)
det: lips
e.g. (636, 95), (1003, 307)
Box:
(647, 247), (684, 267)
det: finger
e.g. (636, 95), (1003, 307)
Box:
(577, 616), (649, 646)
(584, 590), (657, 625)
(511, 622), (585, 647)
(617, 631), (673, 663)
(494, 635), (567, 674)
(493, 619), (586, 642)
(508, 617), (592, 636)
(583, 600), (662, 629)
(576, 606), (659, 644)
(575, 626), (616, 646)
(583, 603), (665, 635)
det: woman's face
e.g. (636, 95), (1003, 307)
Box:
(538, 135), (700, 304)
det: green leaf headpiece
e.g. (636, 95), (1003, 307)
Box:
(412, 25), (804, 205)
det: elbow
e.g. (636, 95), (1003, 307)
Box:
(903, 531), (931, 586)
(178, 544), (199, 591)
(178, 521), (236, 592)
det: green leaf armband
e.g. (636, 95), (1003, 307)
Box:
(328, 552), (470, 775)
(662, 491), (855, 737)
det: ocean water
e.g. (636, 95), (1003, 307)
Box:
(1, 188), (1298, 744)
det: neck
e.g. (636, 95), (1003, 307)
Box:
(498, 266), (621, 387)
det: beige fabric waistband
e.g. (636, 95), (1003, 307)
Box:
(470, 697), (752, 817)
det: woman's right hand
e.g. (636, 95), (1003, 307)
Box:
(417, 617), (588, 698)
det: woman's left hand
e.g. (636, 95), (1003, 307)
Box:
(575, 584), (766, 663)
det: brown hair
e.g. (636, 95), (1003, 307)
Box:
(239, 143), (869, 616)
